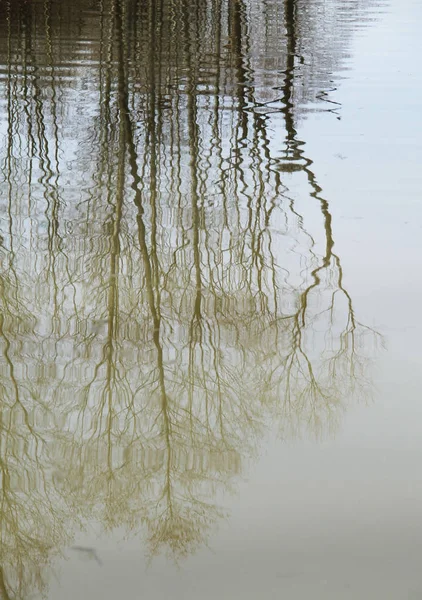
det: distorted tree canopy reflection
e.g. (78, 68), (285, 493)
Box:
(0, 0), (384, 597)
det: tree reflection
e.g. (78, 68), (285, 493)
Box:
(0, 0), (383, 596)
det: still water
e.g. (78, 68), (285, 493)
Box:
(0, 0), (421, 597)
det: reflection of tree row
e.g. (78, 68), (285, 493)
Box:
(54, 0), (268, 562)
(0, 0), (382, 596)
(58, 0), (379, 552)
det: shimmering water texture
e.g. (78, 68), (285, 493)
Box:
(1, 0), (421, 598)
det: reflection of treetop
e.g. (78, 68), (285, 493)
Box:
(0, 0), (384, 597)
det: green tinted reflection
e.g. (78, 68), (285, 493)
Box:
(0, 0), (383, 596)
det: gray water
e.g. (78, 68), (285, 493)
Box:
(0, 0), (421, 598)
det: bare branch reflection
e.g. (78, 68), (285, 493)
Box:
(0, 0), (385, 595)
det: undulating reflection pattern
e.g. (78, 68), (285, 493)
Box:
(0, 0), (384, 597)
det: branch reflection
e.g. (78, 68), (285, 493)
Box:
(0, 0), (384, 595)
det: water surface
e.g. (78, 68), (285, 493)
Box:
(0, 0), (421, 598)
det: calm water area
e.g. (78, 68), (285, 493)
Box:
(0, 0), (422, 598)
